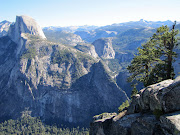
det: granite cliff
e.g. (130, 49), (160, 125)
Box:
(92, 38), (115, 59)
(75, 43), (98, 58)
(0, 15), (128, 127)
(8, 15), (46, 43)
(90, 76), (180, 135)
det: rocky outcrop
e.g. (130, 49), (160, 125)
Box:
(75, 43), (98, 58)
(92, 38), (115, 59)
(127, 77), (180, 114)
(7, 15), (46, 57)
(0, 20), (12, 37)
(90, 76), (180, 135)
(0, 16), (128, 127)
(8, 15), (46, 45)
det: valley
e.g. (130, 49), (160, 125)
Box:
(0, 15), (179, 134)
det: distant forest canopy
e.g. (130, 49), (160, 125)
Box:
(0, 109), (89, 135)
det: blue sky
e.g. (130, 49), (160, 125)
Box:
(0, 0), (180, 27)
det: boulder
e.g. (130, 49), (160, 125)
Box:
(90, 113), (118, 135)
(127, 94), (141, 114)
(160, 111), (180, 135)
(131, 114), (158, 135)
(161, 76), (180, 113)
(110, 113), (141, 135)
(127, 79), (179, 114)
(90, 113), (141, 135)
(90, 76), (180, 135)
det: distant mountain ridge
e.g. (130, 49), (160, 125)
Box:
(0, 19), (175, 43)
(109, 19), (173, 27)
(43, 19), (174, 32)
(43, 25), (99, 32)
(43, 19), (174, 43)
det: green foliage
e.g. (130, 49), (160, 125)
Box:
(39, 46), (50, 58)
(127, 39), (161, 86)
(50, 48), (95, 89)
(76, 51), (94, 63)
(0, 110), (89, 135)
(151, 24), (179, 80)
(51, 49), (83, 81)
(131, 84), (138, 98)
(153, 109), (164, 119)
(21, 47), (37, 59)
(28, 34), (41, 41)
(127, 23), (179, 87)
(24, 34), (44, 46)
(52, 49), (75, 65)
(118, 100), (129, 113)
(75, 43), (93, 53)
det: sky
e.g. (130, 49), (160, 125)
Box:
(0, 0), (180, 27)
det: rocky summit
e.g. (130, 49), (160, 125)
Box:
(8, 15), (46, 42)
(0, 16), (128, 127)
(90, 76), (180, 135)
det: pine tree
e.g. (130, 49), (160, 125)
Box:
(152, 22), (179, 80)
(127, 39), (161, 86)
(131, 83), (138, 98)
(127, 23), (179, 88)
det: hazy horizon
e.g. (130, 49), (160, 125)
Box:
(1, 0), (180, 27)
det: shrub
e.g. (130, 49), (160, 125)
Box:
(153, 109), (164, 119)
(21, 47), (37, 59)
(118, 100), (129, 113)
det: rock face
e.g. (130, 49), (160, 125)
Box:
(75, 43), (98, 58)
(7, 15), (46, 57)
(8, 15), (46, 44)
(92, 38), (115, 59)
(90, 76), (180, 135)
(127, 77), (180, 114)
(0, 16), (128, 127)
(0, 20), (12, 37)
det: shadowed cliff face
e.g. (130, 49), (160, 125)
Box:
(0, 16), (128, 127)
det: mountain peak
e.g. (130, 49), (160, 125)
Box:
(8, 15), (46, 43)
(139, 19), (146, 22)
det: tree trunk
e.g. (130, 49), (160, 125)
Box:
(167, 22), (176, 79)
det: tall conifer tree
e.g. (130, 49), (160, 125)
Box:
(128, 22), (179, 87)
